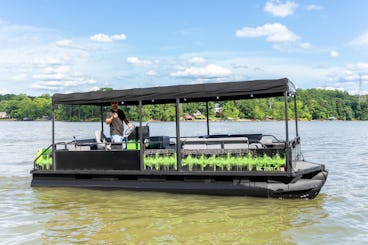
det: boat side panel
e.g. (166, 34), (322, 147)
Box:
(55, 150), (140, 170)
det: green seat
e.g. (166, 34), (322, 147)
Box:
(35, 148), (52, 169)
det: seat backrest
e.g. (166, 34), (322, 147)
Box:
(95, 130), (102, 143)
(96, 131), (108, 142)
(95, 131), (108, 150)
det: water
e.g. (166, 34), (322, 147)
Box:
(0, 120), (367, 244)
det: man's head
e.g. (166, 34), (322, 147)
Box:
(111, 102), (119, 111)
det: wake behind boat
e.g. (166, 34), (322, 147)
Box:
(31, 78), (328, 199)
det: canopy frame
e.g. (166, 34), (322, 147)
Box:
(50, 78), (298, 172)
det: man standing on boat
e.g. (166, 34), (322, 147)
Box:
(106, 102), (133, 143)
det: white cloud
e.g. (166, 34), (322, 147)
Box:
(29, 58), (97, 92)
(90, 33), (112, 42)
(55, 39), (73, 47)
(0, 20), (132, 94)
(12, 73), (27, 81)
(147, 70), (157, 76)
(126, 57), (140, 64)
(189, 56), (206, 63)
(43, 65), (70, 74)
(264, 0), (298, 17)
(33, 73), (65, 80)
(321, 86), (345, 92)
(126, 57), (152, 65)
(351, 33), (368, 49)
(54, 39), (92, 51)
(31, 77), (97, 90)
(89, 86), (101, 91)
(325, 62), (368, 94)
(300, 42), (311, 49)
(330, 51), (339, 57)
(111, 34), (127, 41)
(31, 57), (66, 66)
(33, 66), (70, 79)
(0, 88), (10, 95)
(347, 62), (368, 71)
(306, 5), (323, 11)
(236, 23), (299, 42)
(171, 64), (232, 78)
(271, 40), (313, 51)
(90, 33), (127, 42)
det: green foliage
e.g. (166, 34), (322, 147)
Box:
(0, 94), (51, 120)
(182, 102), (215, 117)
(144, 153), (177, 170)
(144, 153), (286, 172)
(221, 101), (240, 119)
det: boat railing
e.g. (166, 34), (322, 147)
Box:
(36, 134), (290, 173)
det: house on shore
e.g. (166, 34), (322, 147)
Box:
(0, 112), (9, 119)
(193, 110), (206, 120)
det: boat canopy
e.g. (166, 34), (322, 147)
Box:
(52, 78), (296, 106)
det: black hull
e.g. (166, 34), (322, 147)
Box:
(31, 168), (328, 199)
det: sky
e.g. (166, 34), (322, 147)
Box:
(0, 0), (368, 96)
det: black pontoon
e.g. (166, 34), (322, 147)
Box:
(31, 78), (328, 199)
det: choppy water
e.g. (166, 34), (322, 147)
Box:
(0, 121), (367, 244)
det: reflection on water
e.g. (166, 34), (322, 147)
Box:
(0, 121), (368, 244)
(33, 187), (326, 244)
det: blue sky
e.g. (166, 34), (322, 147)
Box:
(0, 0), (367, 95)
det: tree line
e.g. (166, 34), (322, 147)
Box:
(1, 89), (368, 121)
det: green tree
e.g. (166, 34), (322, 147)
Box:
(221, 101), (240, 119)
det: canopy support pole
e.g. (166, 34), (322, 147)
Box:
(294, 95), (299, 137)
(52, 104), (56, 171)
(175, 98), (182, 171)
(139, 100), (144, 170)
(206, 101), (210, 136)
(284, 91), (291, 173)
(100, 106), (104, 132)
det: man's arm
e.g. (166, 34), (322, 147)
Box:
(105, 112), (115, 124)
(120, 109), (132, 127)
(124, 118), (132, 127)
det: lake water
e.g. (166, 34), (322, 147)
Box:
(0, 120), (367, 244)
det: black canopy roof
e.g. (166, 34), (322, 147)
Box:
(52, 78), (295, 105)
